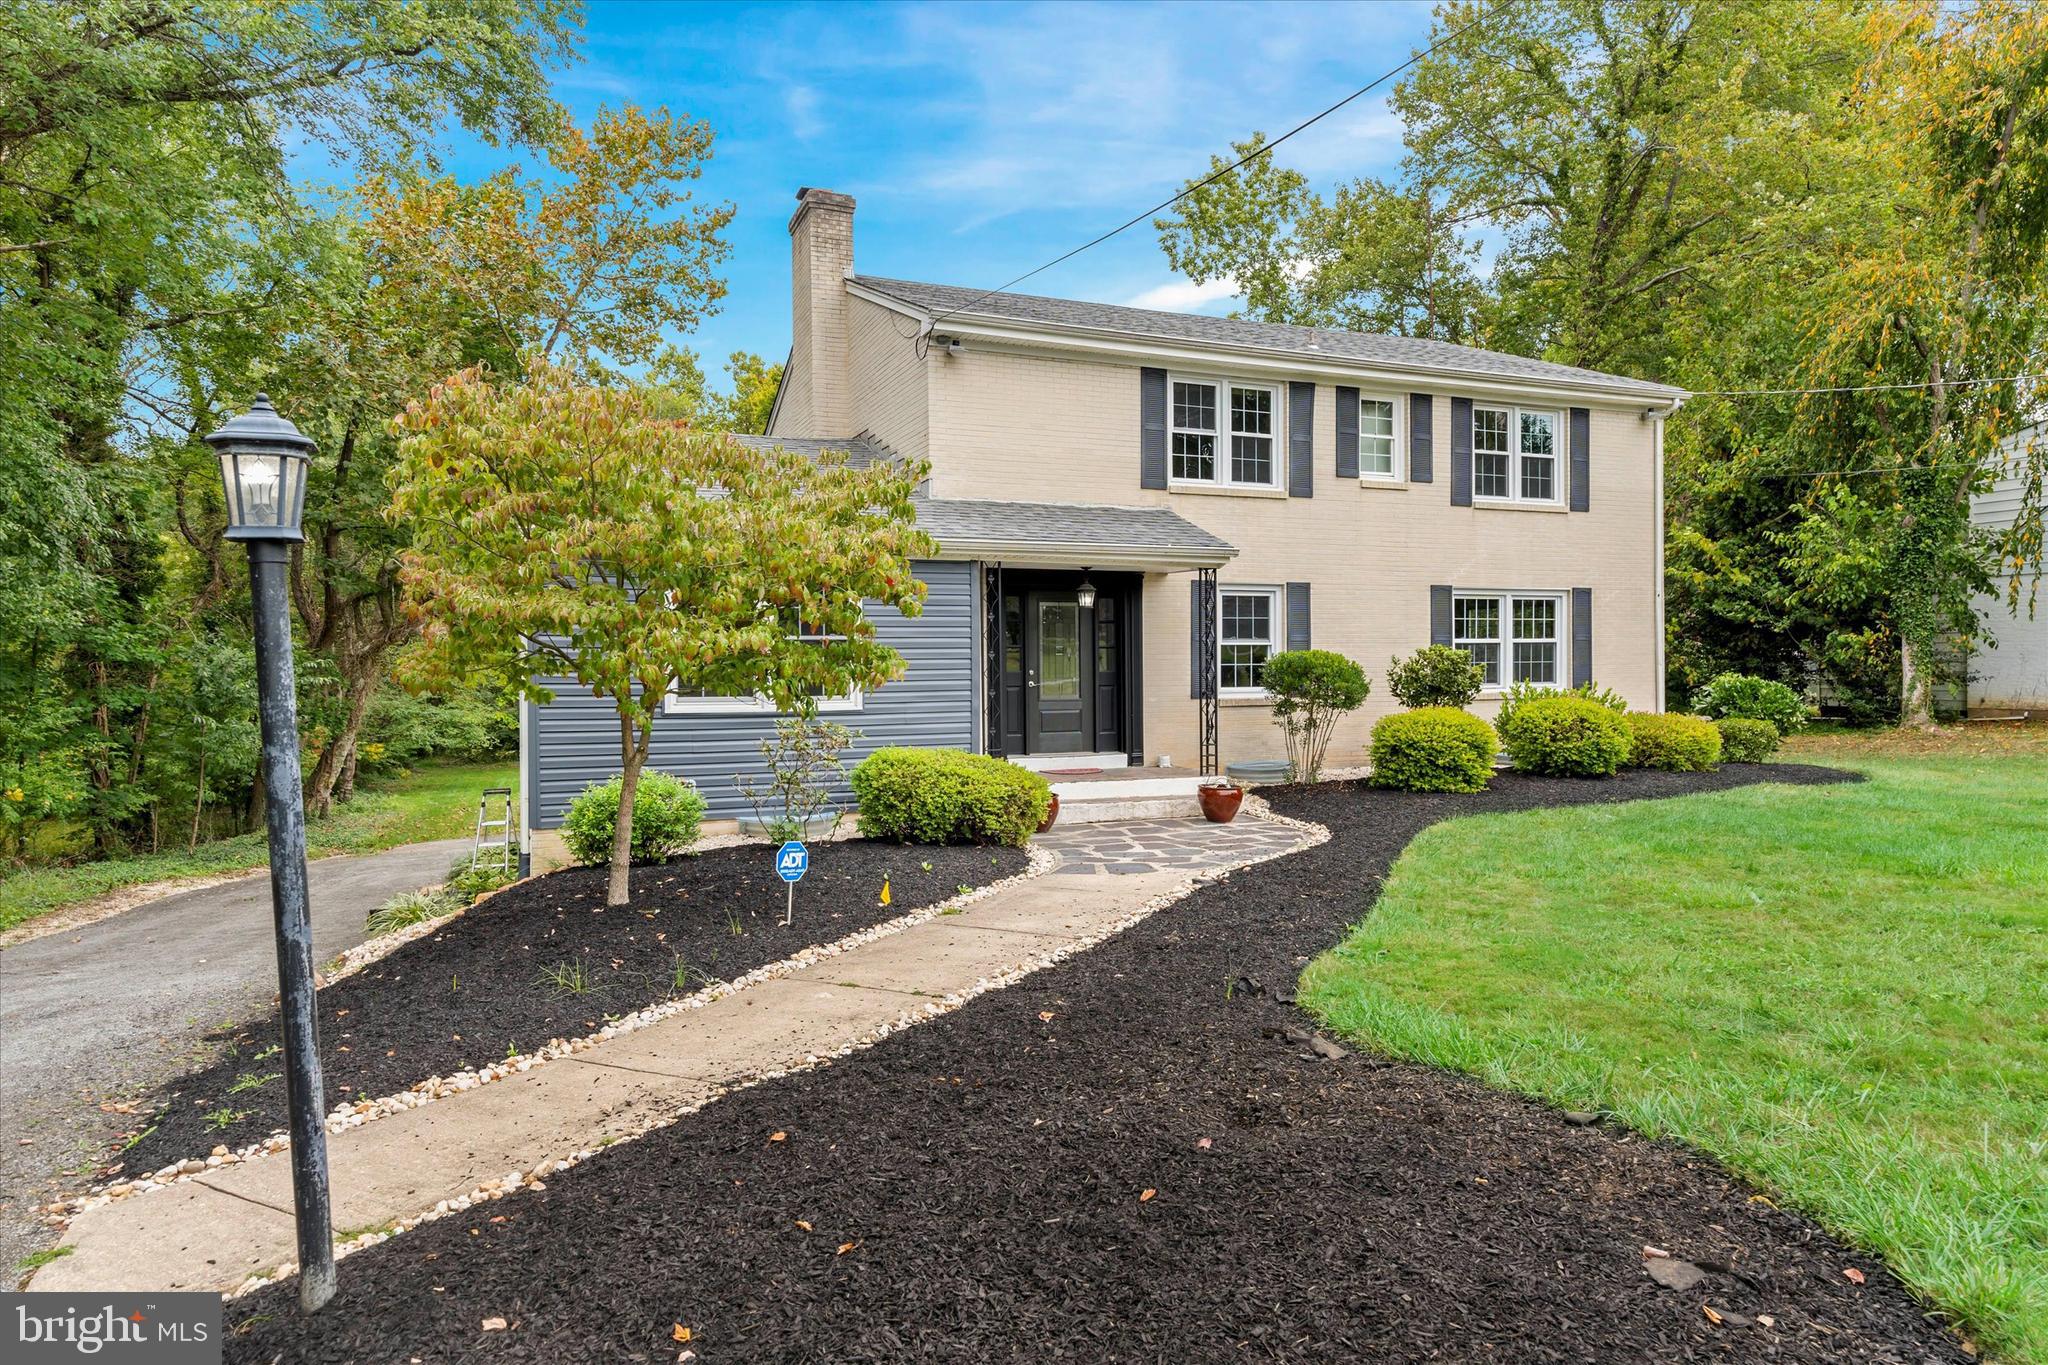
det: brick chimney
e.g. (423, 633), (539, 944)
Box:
(787, 187), (855, 436)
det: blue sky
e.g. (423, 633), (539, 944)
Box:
(435, 0), (1434, 390)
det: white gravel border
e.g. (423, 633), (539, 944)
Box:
(226, 800), (1331, 1298)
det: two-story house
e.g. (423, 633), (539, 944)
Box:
(520, 187), (1686, 844)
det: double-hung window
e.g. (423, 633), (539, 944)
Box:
(1471, 404), (1562, 505)
(1218, 587), (1280, 695)
(1358, 393), (1401, 480)
(1170, 376), (1280, 489)
(665, 619), (862, 714)
(1451, 591), (1563, 689)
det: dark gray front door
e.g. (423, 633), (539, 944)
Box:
(1024, 591), (1089, 754)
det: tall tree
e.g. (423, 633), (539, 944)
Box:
(388, 362), (932, 906)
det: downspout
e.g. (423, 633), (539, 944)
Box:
(517, 694), (534, 877)
(1653, 407), (1670, 713)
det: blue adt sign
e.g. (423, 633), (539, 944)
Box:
(776, 840), (809, 883)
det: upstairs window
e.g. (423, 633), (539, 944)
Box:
(1472, 405), (1562, 505)
(1170, 376), (1280, 489)
(1359, 394), (1401, 480)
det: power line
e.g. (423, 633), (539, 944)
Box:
(1687, 371), (2048, 398)
(916, 0), (1523, 344)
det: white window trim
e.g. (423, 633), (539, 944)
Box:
(1167, 372), (1283, 491)
(663, 629), (864, 715)
(1470, 404), (1564, 507)
(1357, 392), (1404, 482)
(1451, 589), (1566, 694)
(1218, 584), (1283, 698)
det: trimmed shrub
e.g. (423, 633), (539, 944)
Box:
(1492, 679), (1628, 737)
(1386, 645), (1486, 709)
(1369, 707), (1498, 793)
(850, 748), (1051, 846)
(1264, 649), (1371, 783)
(1626, 711), (1722, 771)
(562, 770), (707, 865)
(1716, 717), (1780, 763)
(1690, 672), (1808, 733)
(1499, 696), (1632, 777)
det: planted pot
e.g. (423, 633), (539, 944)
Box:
(1037, 792), (1061, 834)
(1197, 782), (1244, 823)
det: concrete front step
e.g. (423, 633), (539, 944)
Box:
(1053, 794), (1202, 823)
(1007, 751), (1130, 774)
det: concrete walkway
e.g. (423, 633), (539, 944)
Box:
(0, 837), (471, 1279)
(33, 818), (1303, 1295)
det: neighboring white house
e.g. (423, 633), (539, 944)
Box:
(1964, 426), (2048, 713)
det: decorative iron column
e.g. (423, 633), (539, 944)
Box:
(983, 562), (1005, 756)
(1196, 567), (1219, 776)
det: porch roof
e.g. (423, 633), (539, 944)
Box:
(913, 497), (1237, 572)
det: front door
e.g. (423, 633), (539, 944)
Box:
(1024, 591), (1089, 754)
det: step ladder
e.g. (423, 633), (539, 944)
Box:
(472, 786), (515, 872)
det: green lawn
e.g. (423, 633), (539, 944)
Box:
(0, 759), (515, 934)
(1301, 734), (2048, 1363)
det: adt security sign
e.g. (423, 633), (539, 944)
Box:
(776, 840), (807, 926)
(776, 841), (808, 882)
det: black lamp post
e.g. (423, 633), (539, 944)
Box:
(205, 394), (335, 1313)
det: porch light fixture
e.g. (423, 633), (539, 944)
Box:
(1075, 573), (1097, 611)
(210, 393), (313, 539)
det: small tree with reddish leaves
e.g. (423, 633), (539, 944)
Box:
(387, 361), (932, 906)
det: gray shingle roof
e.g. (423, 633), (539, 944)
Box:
(730, 433), (893, 468)
(912, 497), (1236, 570)
(852, 275), (1685, 401)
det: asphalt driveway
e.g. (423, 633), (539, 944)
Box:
(0, 837), (470, 1279)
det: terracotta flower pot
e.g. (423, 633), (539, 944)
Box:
(1037, 792), (1061, 833)
(1198, 782), (1244, 823)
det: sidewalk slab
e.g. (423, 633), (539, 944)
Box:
(31, 1177), (296, 1293)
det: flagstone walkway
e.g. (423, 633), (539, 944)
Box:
(31, 815), (1310, 1296)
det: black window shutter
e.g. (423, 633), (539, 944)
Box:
(1334, 386), (1359, 479)
(1140, 368), (1168, 490)
(1430, 584), (1454, 646)
(1569, 406), (1590, 511)
(1450, 396), (1473, 506)
(1189, 578), (1214, 699)
(1286, 582), (1311, 651)
(1571, 587), (1593, 686)
(1288, 381), (1314, 497)
(1409, 393), (1434, 483)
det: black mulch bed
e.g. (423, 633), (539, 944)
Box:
(228, 765), (1969, 1365)
(118, 841), (1026, 1177)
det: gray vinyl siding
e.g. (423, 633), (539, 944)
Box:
(529, 560), (977, 826)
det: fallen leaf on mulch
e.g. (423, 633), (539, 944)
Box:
(837, 1241), (858, 1255)
(1038, 1011), (1056, 1022)
(1703, 1305), (1723, 1325)
(769, 1131), (787, 1143)
(1644, 1257), (1705, 1292)
(481, 1317), (507, 1331)
(794, 1220), (812, 1231)
(671, 1324), (691, 1343)
(1139, 1189), (1156, 1203)
(1843, 1267), (1866, 1284)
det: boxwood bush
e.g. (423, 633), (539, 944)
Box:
(562, 770), (707, 865)
(1690, 672), (1808, 733)
(1626, 711), (1723, 771)
(850, 747), (1051, 846)
(1492, 679), (1629, 737)
(1715, 716), (1781, 762)
(1368, 707), (1498, 793)
(1498, 696), (1632, 777)
(1386, 645), (1487, 709)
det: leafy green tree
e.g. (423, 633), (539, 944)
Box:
(387, 362), (933, 906)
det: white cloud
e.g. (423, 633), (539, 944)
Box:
(1124, 277), (1244, 312)
(785, 85), (824, 142)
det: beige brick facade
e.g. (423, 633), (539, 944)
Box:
(769, 192), (1669, 771)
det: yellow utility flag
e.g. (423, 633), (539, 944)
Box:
(880, 876), (891, 906)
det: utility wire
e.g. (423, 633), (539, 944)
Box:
(1687, 371), (2048, 398)
(916, 0), (1523, 344)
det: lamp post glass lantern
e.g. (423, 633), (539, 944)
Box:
(204, 394), (334, 1313)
